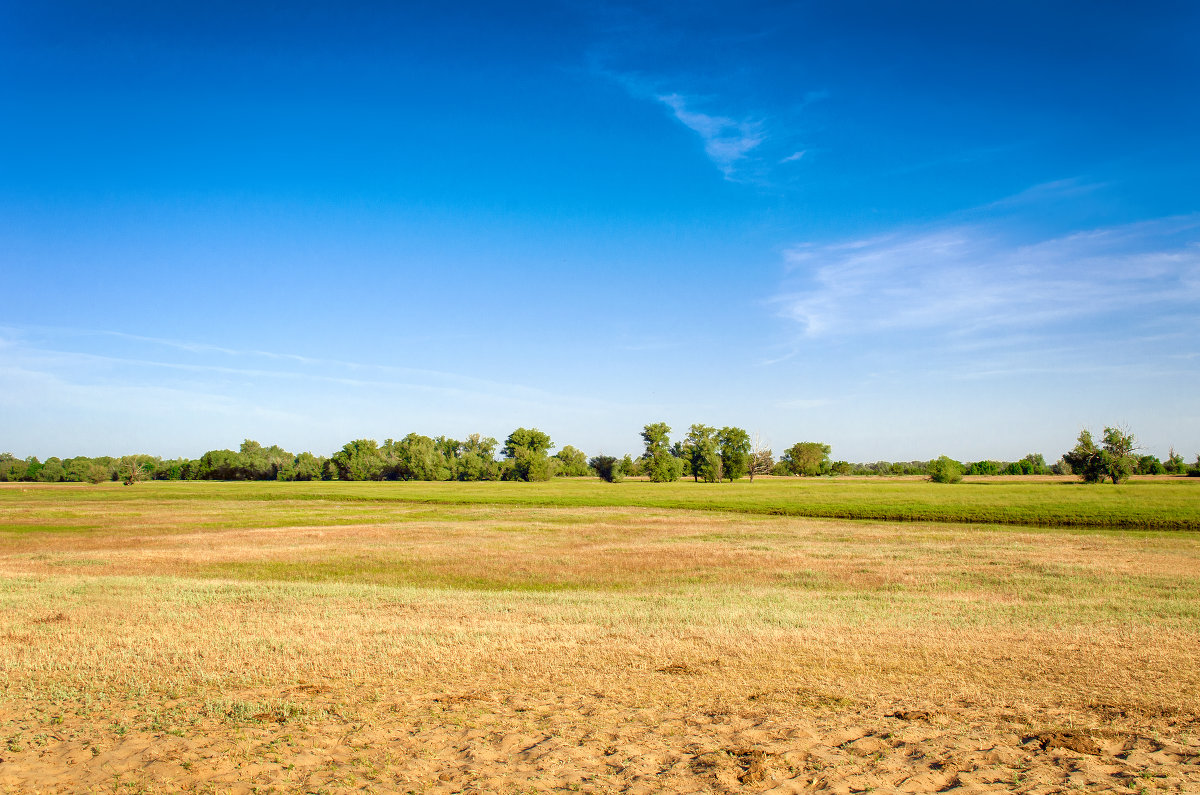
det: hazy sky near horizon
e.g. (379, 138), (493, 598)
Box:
(3, 1), (1198, 462)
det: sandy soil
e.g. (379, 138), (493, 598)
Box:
(3, 685), (1198, 794)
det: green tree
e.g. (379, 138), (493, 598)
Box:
(553, 445), (590, 477)
(1136, 455), (1166, 475)
(118, 455), (146, 486)
(291, 452), (323, 481)
(619, 454), (639, 477)
(433, 436), (462, 480)
(235, 440), (292, 480)
(927, 455), (964, 484)
(502, 428), (552, 458)
(452, 434), (492, 481)
(1049, 457), (1072, 476)
(589, 455), (623, 483)
(1165, 448), (1186, 474)
(0, 453), (26, 482)
(238, 439), (268, 479)
(457, 434), (500, 481)
(1007, 453), (1049, 475)
(331, 439), (385, 481)
(502, 427), (554, 482)
(641, 422), (682, 482)
(781, 442), (831, 476)
(64, 457), (108, 483)
(641, 423), (672, 455)
(716, 426), (751, 482)
(37, 457), (65, 482)
(684, 424), (720, 483)
(197, 449), (240, 480)
(1063, 427), (1137, 484)
(389, 433), (452, 481)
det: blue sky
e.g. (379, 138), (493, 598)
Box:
(2, 1), (1198, 462)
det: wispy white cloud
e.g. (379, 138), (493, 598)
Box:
(0, 327), (653, 456)
(775, 215), (1200, 340)
(587, 55), (816, 182)
(656, 93), (763, 177)
(981, 177), (1109, 210)
(0, 325), (593, 408)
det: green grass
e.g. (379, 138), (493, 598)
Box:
(4, 476), (1198, 530)
(195, 557), (595, 592)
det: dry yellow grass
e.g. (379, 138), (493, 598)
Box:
(1, 485), (1198, 793)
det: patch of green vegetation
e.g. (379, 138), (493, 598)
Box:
(193, 557), (603, 592)
(0, 523), (104, 536)
(61, 477), (1200, 530)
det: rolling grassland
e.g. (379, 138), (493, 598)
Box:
(1, 479), (1198, 793)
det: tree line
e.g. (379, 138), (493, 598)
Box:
(1, 423), (1195, 484)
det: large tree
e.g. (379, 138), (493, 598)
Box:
(641, 422), (682, 482)
(717, 426), (751, 482)
(553, 445), (590, 477)
(387, 433), (452, 481)
(684, 424), (720, 483)
(331, 439), (386, 481)
(781, 442), (832, 476)
(457, 434), (500, 481)
(291, 452), (323, 481)
(1063, 426), (1136, 484)
(502, 427), (554, 482)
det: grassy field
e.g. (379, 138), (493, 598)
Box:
(1, 479), (1199, 793)
(3, 474), (1200, 530)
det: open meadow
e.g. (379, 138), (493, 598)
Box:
(2, 477), (1199, 793)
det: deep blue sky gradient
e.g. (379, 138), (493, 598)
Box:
(3, 1), (1198, 461)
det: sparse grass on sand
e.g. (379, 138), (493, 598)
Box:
(1, 480), (1198, 793)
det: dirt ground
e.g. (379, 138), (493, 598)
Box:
(3, 685), (1199, 794)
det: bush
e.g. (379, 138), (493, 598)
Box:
(928, 456), (963, 484)
(589, 455), (623, 483)
(1050, 457), (1072, 476)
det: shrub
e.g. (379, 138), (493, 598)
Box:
(928, 456), (964, 484)
(589, 455), (623, 483)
